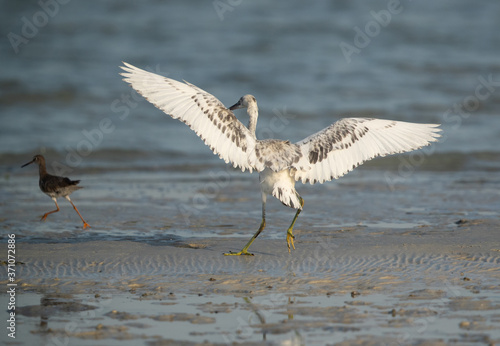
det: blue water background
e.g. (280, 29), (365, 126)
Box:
(0, 0), (499, 171)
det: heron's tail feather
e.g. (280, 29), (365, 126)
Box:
(272, 183), (302, 210)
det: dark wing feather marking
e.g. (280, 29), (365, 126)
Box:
(293, 118), (441, 184)
(305, 119), (372, 165)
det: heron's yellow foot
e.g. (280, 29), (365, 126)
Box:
(286, 229), (295, 253)
(224, 250), (254, 256)
(82, 222), (90, 229)
(40, 214), (49, 221)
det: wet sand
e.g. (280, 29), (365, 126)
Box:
(10, 217), (500, 295)
(2, 220), (500, 344)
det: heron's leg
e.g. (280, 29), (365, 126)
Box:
(41, 198), (60, 221)
(224, 200), (266, 256)
(65, 196), (90, 229)
(286, 197), (304, 253)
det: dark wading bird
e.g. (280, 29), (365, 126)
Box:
(120, 62), (441, 256)
(22, 155), (90, 229)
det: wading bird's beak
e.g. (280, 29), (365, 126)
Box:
(21, 159), (35, 168)
(229, 101), (242, 111)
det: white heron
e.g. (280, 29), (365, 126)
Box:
(120, 62), (441, 256)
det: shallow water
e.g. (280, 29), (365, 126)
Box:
(1, 0), (500, 169)
(2, 168), (499, 244)
(2, 287), (500, 345)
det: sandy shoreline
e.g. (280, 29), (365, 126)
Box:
(9, 217), (499, 296)
(1, 218), (499, 345)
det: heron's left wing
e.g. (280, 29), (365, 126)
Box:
(292, 118), (441, 184)
(120, 62), (261, 172)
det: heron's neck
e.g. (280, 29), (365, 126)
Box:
(247, 103), (258, 138)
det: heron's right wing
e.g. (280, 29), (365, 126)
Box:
(120, 62), (261, 172)
(293, 118), (441, 184)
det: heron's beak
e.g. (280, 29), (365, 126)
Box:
(229, 101), (242, 111)
(21, 159), (35, 168)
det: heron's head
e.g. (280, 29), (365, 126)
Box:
(21, 154), (44, 168)
(229, 94), (257, 111)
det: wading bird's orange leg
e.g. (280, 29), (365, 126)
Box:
(66, 197), (90, 229)
(41, 199), (60, 221)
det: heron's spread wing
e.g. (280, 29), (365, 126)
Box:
(120, 62), (259, 172)
(293, 118), (441, 184)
